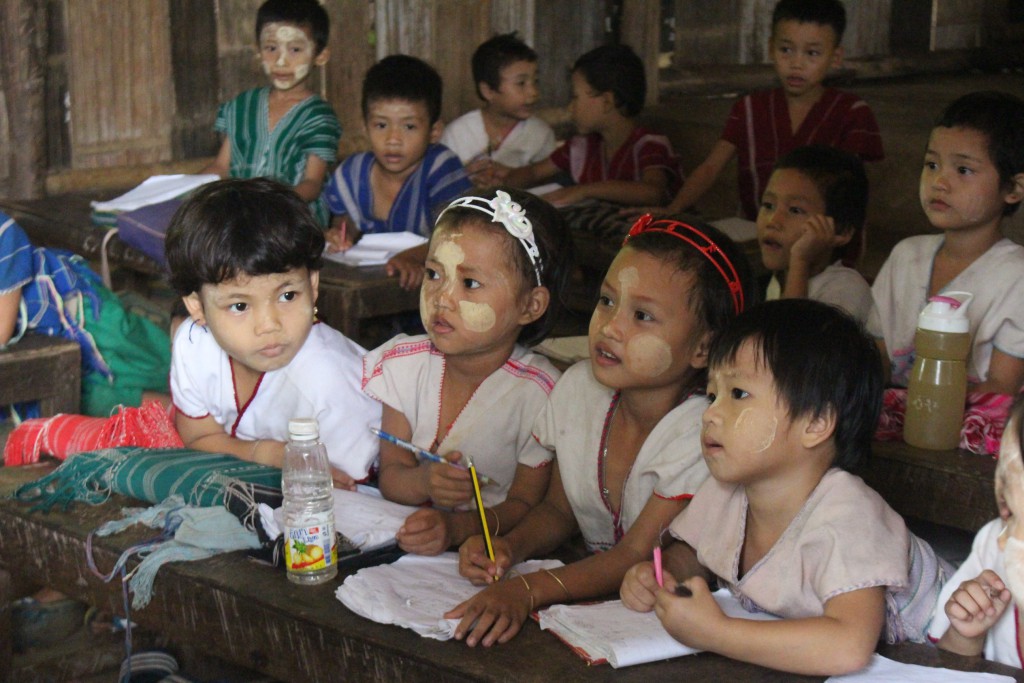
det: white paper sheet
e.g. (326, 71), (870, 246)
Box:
(324, 232), (428, 267)
(90, 174), (220, 212)
(826, 654), (1014, 683)
(336, 552), (563, 639)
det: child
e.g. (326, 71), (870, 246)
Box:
(759, 145), (873, 324)
(446, 216), (756, 647)
(868, 91), (1024, 395)
(166, 178), (381, 487)
(201, 0), (342, 227)
(323, 55), (472, 290)
(362, 188), (571, 556)
(930, 396), (1024, 666)
(503, 44), (681, 208)
(440, 33), (556, 185)
(650, 0), (883, 220)
(0, 212), (170, 417)
(620, 300), (949, 676)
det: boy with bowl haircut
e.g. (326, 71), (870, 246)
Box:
(202, 0), (342, 227)
(323, 55), (472, 290)
(648, 0), (883, 221)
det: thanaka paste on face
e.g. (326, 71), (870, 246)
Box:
(734, 407), (778, 453)
(260, 24), (314, 89)
(624, 334), (673, 378)
(420, 231), (465, 325)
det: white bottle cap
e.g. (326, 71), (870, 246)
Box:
(917, 291), (973, 334)
(288, 417), (319, 441)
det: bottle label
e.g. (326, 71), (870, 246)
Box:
(284, 521), (337, 572)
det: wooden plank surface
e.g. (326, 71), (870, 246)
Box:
(0, 334), (80, 415)
(1, 464), (1022, 682)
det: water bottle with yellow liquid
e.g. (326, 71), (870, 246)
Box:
(904, 292), (973, 450)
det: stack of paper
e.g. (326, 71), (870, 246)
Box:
(90, 174), (220, 213)
(336, 552), (562, 640)
(325, 232), (428, 267)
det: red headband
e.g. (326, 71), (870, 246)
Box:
(623, 214), (745, 315)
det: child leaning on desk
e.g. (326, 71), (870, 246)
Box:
(200, 0), (342, 228)
(362, 188), (572, 556)
(446, 216), (757, 647)
(929, 395), (1024, 667)
(165, 178), (381, 488)
(868, 91), (1024, 396)
(620, 300), (950, 677)
(322, 55), (472, 290)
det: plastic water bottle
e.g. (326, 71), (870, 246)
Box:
(904, 292), (973, 451)
(282, 417), (337, 585)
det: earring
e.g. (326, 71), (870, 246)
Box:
(312, 306), (318, 322)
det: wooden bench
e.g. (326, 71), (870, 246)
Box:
(0, 334), (80, 416)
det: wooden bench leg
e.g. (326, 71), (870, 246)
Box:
(0, 567), (12, 683)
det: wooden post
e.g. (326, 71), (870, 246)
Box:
(620, 0), (660, 106)
(0, 0), (47, 199)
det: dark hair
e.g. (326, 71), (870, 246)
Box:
(256, 0), (330, 54)
(935, 91), (1024, 216)
(708, 299), (883, 471)
(1007, 395), (1024, 458)
(166, 178), (325, 296)
(432, 187), (573, 346)
(362, 54), (443, 124)
(772, 0), (846, 44)
(572, 44), (646, 118)
(773, 145), (868, 264)
(622, 219), (758, 386)
(472, 33), (537, 102)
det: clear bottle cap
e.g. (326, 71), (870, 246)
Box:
(288, 417), (319, 441)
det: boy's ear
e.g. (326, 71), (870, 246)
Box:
(430, 120), (443, 144)
(1004, 173), (1024, 207)
(518, 285), (550, 326)
(182, 293), (205, 326)
(688, 331), (713, 370)
(829, 45), (844, 71)
(479, 81), (497, 104)
(800, 407), (837, 450)
(309, 269), (320, 304)
(600, 90), (616, 114)
(832, 224), (854, 247)
(314, 47), (330, 67)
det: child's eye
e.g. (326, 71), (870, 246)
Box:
(706, 392), (717, 403)
(229, 302), (248, 313)
(788, 205), (805, 215)
(279, 291), (297, 302)
(404, 123), (418, 131)
(731, 387), (749, 399)
(597, 294), (613, 307)
(957, 166), (974, 175)
(634, 309), (654, 322)
(425, 267), (440, 281)
(924, 160), (938, 171)
(759, 200), (775, 212)
(807, 50), (821, 57)
(463, 278), (481, 290)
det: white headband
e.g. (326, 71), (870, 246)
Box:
(436, 190), (543, 286)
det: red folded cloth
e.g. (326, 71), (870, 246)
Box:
(874, 388), (1012, 456)
(3, 401), (183, 466)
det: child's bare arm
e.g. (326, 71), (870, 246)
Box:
(292, 154), (329, 202)
(938, 570), (1011, 656)
(545, 167), (671, 207)
(663, 140), (737, 213)
(0, 288), (22, 346)
(657, 582), (885, 676)
(875, 339), (891, 386)
(781, 215), (845, 300)
(201, 138), (231, 178)
(503, 158), (558, 189)
(174, 410), (284, 466)
(376, 404), (473, 507)
(972, 351), (1024, 396)
(386, 242), (429, 291)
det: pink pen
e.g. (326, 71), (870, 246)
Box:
(653, 546), (664, 588)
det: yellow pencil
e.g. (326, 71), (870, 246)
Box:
(469, 462), (495, 563)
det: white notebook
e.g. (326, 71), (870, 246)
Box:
(324, 231), (428, 267)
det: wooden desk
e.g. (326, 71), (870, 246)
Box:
(317, 261), (419, 349)
(0, 334), (80, 415)
(857, 441), (998, 533)
(1, 466), (1021, 682)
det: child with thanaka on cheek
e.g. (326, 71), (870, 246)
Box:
(758, 145), (873, 324)
(201, 0), (341, 227)
(929, 396), (1024, 666)
(445, 217), (756, 647)
(362, 188), (572, 555)
(620, 300), (950, 676)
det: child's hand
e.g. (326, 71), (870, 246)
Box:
(541, 185), (585, 208)
(445, 576), (532, 647)
(945, 570), (1011, 640)
(395, 508), (451, 555)
(620, 560), (670, 612)
(330, 466), (357, 491)
(324, 218), (360, 253)
(424, 451), (474, 508)
(386, 250), (425, 290)
(654, 575), (725, 652)
(790, 214), (842, 268)
(458, 535), (513, 585)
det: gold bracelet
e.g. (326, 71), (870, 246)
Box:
(518, 574), (535, 613)
(487, 508), (500, 537)
(543, 568), (572, 601)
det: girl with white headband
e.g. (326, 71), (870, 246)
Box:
(362, 188), (572, 555)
